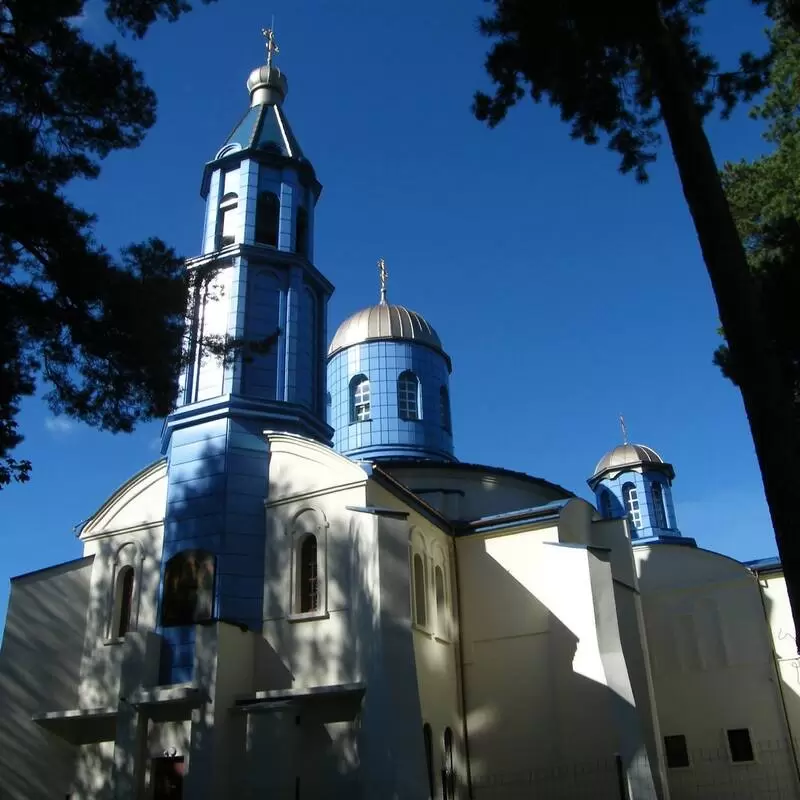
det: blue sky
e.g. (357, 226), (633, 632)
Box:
(0, 0), (780, 627)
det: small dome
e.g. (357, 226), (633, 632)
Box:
(593, 443), (664, 477)
(247, 64), (288, 106)
(328, 303), (445, 359)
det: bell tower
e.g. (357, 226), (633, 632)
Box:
(175, 28), (330, 437)
(158, 35), (333, 682)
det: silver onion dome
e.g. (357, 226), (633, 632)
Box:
(592, 444), (666, 477)
(246, 64), (288, 107)
(328, 303), (445, 360)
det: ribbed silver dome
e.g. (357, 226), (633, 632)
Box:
(246, 64), (288, 106)
(593, 444), (664, 477)
(328, 303), (444, 358)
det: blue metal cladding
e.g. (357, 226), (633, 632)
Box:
(327, 340), (455, 462)
(595, 469), (680, 539)
(240, 265), (282, 400)
(159, 414), (270, 683)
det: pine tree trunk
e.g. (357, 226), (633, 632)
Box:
(640, 5), (800, 646)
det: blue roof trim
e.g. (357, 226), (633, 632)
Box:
(631, 534), (697, 548)
(745, 556), (782, 573)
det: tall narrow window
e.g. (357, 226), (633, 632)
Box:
(599, 490), (613, 518)
(299, 535), (319, 613)
(443, 727), (455, 800)
(413, 553), (427, 627)
(295, 206), (309, 257)
(161, 550), (215, 627)
(651, 481), (668, 529)
(116, 566), (135, 638)
(350, 375), (370, 422)
(423, 723), (435, 800)
(218, 192), (238, 247)
(727, 728), (755, 763)
(255, 190), (280, 246)
(622, 482), (642, 530)
(435, 565), (446, 636)
(398, 371), (420, 421)
(440, 386), (451, 432)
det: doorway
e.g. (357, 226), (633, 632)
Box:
(151, 757), (184, 800)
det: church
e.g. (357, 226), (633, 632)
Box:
(2, 40), (800, 800)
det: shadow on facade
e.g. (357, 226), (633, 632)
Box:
(631, 545), (800, 800)
(461, 545), (651, 800)
(26, 435), (390, 798)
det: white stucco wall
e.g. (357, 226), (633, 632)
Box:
(255, 434), (378, 796)
(369, 482), (464, 797)
(0, 557), (94, 798)
(76, 462), (167, 711)
(457, 511), (658, 798)
(592, 518), (670, 799)
(759, 571), (800, 746)
(634, 545), (800, 799)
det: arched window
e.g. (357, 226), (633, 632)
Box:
(299, 535), (319, 613)
(398, 371), (420, 420)
(161, 550), (215, 627)
(443, 727), (455, 800)
(291, 508), (327, 617)
(622, 482), (642, 531)
(599, 490), (613, 518)
(423, 723), (435, 800)
(350, 375), (371, 422)
(440, 386), (451, 432)
(115, 566), (135, 638)
(295, 206), (309, 257)
(435, 565), (446, 636)
(413, 553), (427, 627)
(255, 190), (280, 246)
(652, 481), (668, 529)
(218, 191), (238, 247)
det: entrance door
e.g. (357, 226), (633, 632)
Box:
(151, 757), (184, 800)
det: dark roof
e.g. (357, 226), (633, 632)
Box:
(459, 500), (571, 535)
(376, 459), (574, 499)
(222, 102), (305, 159)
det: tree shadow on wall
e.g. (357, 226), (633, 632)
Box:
(0, 499), (164, 799)
(0, 435), (444, 799)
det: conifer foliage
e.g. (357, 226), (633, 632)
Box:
(0, 0), (206, 486)
(474, 0), (800, 640)
(718, 23), (800, 427)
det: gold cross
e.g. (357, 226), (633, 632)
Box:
(261, 27), (279, 68)
(378, 259), (388, 304)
